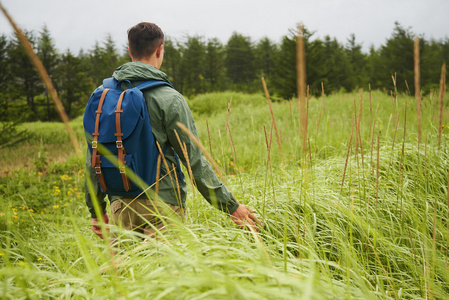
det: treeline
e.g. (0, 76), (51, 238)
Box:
(0, 22), (448, 122)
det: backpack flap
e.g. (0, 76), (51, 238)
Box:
(83, 88), (145, 144)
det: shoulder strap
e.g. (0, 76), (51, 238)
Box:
(134, 80), (174, 91)
(103, 77), (119, 89)
(103, 78), (174, 91)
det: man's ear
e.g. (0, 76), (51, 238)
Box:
(155, 44), (163, 58)
(128, 47), (133, 60)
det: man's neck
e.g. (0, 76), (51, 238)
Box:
(133, 57), (158, 69)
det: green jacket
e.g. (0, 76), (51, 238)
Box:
(85, 62), (239, 218)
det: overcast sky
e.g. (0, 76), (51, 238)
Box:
(1, 0), (448, 54)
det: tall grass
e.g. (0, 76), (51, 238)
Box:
(1, 88), (448, 299)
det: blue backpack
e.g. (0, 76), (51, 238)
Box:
(83, 78), (181, 197)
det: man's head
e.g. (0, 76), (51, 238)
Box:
(127, 22), (164, 68)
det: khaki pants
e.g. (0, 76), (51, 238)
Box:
(110, 198), (185, 239)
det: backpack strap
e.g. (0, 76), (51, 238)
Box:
(103, 77), (117, 89)
(92, 88), (110, 192)
(135, 80), (184, 182)
(134, 80), (174, 91)
(103, 78), (174, 91)
(115, 90), (131, 191)
(103, 78), (132, 90)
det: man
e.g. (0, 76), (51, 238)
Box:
(86, 22), (261, 239)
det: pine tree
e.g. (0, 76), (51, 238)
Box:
(379, 22), (415, 93)
(225, 32), (256, 92)
(160, 38), (182, 91)
(272, 27), (314, 99)
(180, 36), (207, 96)
(37, 25), (58, 120)
(103, 34), (119, 77)
(0, 34), (28, 147)
(346, 33), (368, 90)
(0, 34), (10, 119)
(255, 37), (279, 87)
(205, 38), (225, 92)
(321, 36), (352, 93)
(88, 35), (119, 87)
(8, 30), (41, 119)
(57, 49), (93, 119)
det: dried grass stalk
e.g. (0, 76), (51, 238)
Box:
(392, 110), (401, 151)
(358, 91), (364, 165)
(172, 163), (182, 204)
(155, 156), (161, 200)
(376, 132), (380, 202)
(370, 120), (376, 177)
(173, 129), (195, 194)
(414, 38), (422, 142)
(176, 122), (227, 184)
(296, 23), (307, 164)
(341, 116), (355, 192)
(438, 64), (446, 148)
(206, 120), (213, 159)
(156, 141), (174, 185)
(424, 133), (428, 180)
(262, 77), (285, 170)
(226, 99), (239, 175)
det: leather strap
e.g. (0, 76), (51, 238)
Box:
(115, 90), (131, 191)
(92, 89), (110, 192)
(94, 155), (107, 192)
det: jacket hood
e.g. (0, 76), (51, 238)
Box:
(112, 61), (170, 83)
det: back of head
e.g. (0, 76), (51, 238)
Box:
(128, 22), (164, 60)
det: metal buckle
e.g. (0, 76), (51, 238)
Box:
(92, 141), (98, 149)
(119, 166), (126, 174)
(95, 166), (101, 174)
(116, 141), (123, 148)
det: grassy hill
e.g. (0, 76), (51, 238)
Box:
(1, 90), (448, 299)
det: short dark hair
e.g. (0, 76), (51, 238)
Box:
(127, 22), (164, 59)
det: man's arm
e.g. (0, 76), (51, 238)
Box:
(164, 95), (262, 230)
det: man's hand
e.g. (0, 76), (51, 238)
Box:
(230, 204), (262, 232)
(91, 213), (109, 239)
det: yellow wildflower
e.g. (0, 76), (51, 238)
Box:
(60, 175), (72, 181)
(53, 205), (59, 209)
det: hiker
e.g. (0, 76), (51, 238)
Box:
(85, 22), (262, 239)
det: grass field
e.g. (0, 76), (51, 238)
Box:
(1, 89), (448, 299)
